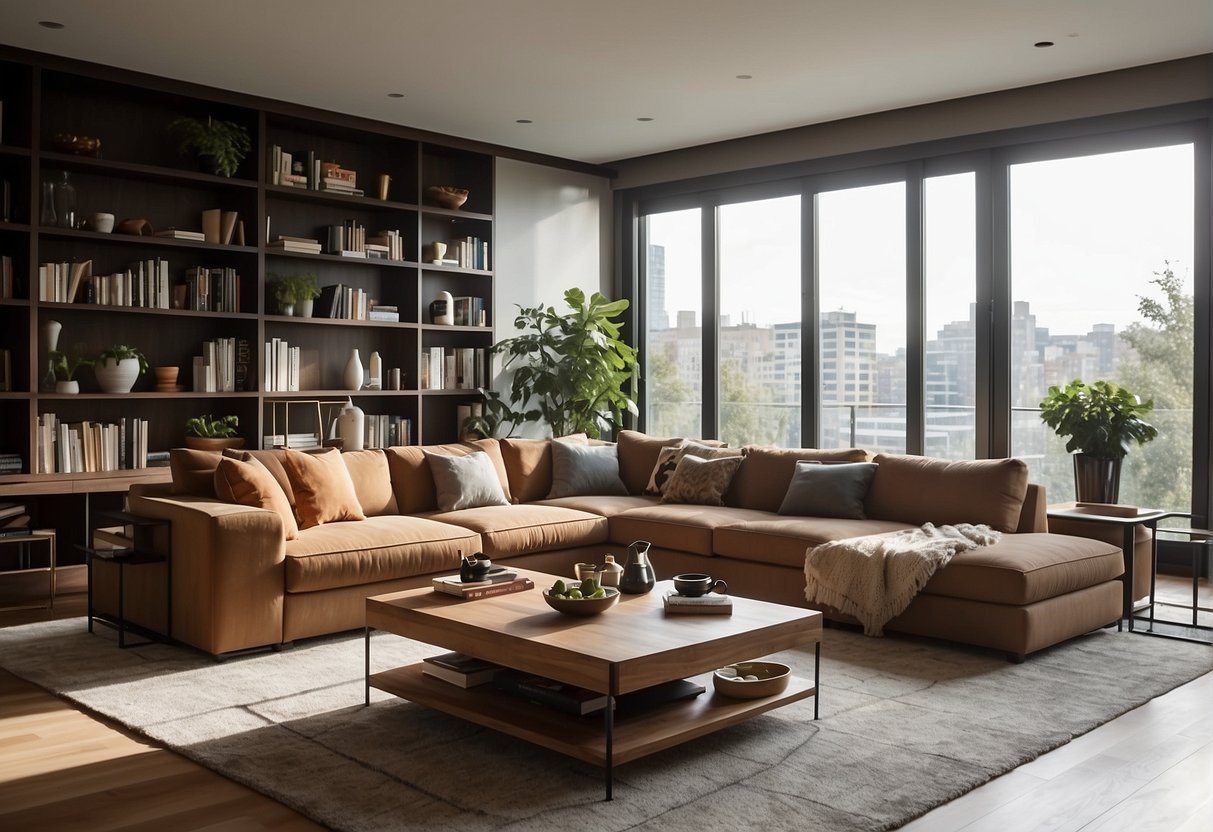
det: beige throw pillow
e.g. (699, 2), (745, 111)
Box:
(426, 450), (510, 512)
(213, 455), (299, 540)
(280, 448), (366, 529)
(645, 441), (740, 496)
(661, 454), (744, 506)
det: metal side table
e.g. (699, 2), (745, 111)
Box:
(80, 510), (171, 648)
(1144, 526), (1213, 644)
(0, 529), (56, 611)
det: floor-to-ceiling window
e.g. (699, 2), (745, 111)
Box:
(643, 208), (702, 438)
(718, 195), (801, 447)
(1008, 143), (1194, 509)
(816, 181), (907, 452)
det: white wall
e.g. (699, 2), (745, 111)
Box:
(492, 158), (612, 436)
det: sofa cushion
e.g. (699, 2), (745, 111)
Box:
(864, 454), (1029, 533)
(646, 441), (741, 496)
(661, 454), (744, 506)
(500, 434), (587, 503)
(548, 442), (628, 498)
(921, 532), (1124, 605)
(535, 495), (659, 517)
(610, 505), (772, 556)
(427, 450), (510, 511)
(170, 448), (221, 497)
(714, 515), (915, 568)
(227, 448), (297, 507)
(724, 446), (870, 511)
(779, 461), (879, 520)
(281, 448), (366, 529)
(285, 516), (480, 593)
(617, 430), (685, 495)
(213, 455), (299, 540)
(386, 440), (512, 513)
(340, 448), (397, 516)
(425, 504), (608, 557)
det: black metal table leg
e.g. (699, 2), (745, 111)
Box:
(364, 627), (371, 706)
(814, 641), (821, 720)
(1123, 525), (1136, 630)
(604, 664), (616, 801)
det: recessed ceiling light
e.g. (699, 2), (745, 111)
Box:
(736, 74), (753, 80)
(38, 20), (65, 29)
(386, 92), (404, 98)
(515, 119), (533, 124)
(636, 117), (654, 122)
(1034, 41), (1054, 48)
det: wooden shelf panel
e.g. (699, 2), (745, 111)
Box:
(263, 315), (418, 329)
(37, 226), (257, 254)
(369, 664), (816, 767)
(39, 390), (260, 400)
(262, 389), (420, 399)
(420, 206), (493, 222)
(35, 302), (258, 321)
(0, 145), (31, 158)
(38, 151), (259, 189)
(262, 249), (417, 269)
(265, 184), (419, 213)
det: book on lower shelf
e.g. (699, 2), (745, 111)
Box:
(431, 573), (530, 599)
(493, 670), (610, 715)
(420, 652), (503, 688)
(662, 590), (733, 615)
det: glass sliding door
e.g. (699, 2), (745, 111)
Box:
(644, 208), (703, 438)
(816, 181), (907, 452)
(717, 195), (801, 446)
(1009, 143), (1194, 509)
(924, 172), (978, 459)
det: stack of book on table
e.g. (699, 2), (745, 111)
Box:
(431, 571), (533, 600)
(662, 590), (733, 615)
(420, 652), (502, 688)
(494, 672), (706, 716)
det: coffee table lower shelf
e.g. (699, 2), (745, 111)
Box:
(368, 663), (816, 768)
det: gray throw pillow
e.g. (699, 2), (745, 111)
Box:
(425, 451), (510, 511)
(778, 461), (878, 519)
(548, 441), (628, 498)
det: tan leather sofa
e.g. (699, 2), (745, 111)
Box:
(103, 431), (1125, 660)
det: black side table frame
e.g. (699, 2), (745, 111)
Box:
(80, 510), (172, 649)
(1147, 527), (1213, 644)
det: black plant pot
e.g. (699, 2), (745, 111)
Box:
(196, 153), (224, 177)
(1073, 453), (1122, 503)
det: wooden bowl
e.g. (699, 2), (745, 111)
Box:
(712, 661), (791, 699)
(542, 587), (620, 616)
(426, 185), (469, 210)
(52, 132), (102, 156)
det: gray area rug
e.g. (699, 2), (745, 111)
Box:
(3, 619), (1212, 832)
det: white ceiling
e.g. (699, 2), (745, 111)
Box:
(1, 1), (1210, 165)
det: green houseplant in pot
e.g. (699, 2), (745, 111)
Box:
(94, 344), (149, 394)
(467, 288), (637, 439)
(185, 414), (244, 451)
(168, 115), (251, 178)
(1039, 378), (1159, 503)
(271, 272), (321, 317)
(49, 349), (92, 394)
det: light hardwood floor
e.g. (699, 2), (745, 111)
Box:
(1, 583), (1210, 831)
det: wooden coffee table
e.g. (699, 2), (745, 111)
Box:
(365, 568), (822, 799)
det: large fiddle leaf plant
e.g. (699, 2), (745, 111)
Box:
(467, 288), (638, 439)
(1038, 378), (1158, 460)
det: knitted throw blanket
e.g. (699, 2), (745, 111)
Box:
(804, 523), (1002, 636)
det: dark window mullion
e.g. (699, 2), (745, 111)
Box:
(906, 163), (924, 455)
(701, 194), (720, 439)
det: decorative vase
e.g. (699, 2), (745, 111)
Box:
(55, 379), (79, 394)
(279, 302), (295, 317)
(599, 554), (623, 588)
(1073, 453), (1122, 504)
(184, 436), (245, 452)
(41, 319), (62, 391)
(619, 540), (655, 594)
(53, 170), (76, 229)
(295, 298), (313, 318)
(336, 398), (365, 451)
(368, 351), (382, 390)
(40, 180), (56, 227)
(430, 291), (453, 325)
(343, 349), (364, 390)
(94, 357), (141, 394)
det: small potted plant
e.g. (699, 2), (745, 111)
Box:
(94, 344), (148, 394)
(167, 115), (251, 178)
(1039, 378), (1159, 504)
(48, 349), (92, 394)
(184, 414), (244, 451)
(272, 272), (321, 317)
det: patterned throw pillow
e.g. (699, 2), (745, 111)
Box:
(645, 441), (740, 496)
(661, 454), (745, 506)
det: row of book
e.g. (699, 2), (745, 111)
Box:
(262, 415), (412, 450)
(182, 266), (242, 313)
(0, 451), (19, 474)
(450, 295), (487, 327)
(421, 347), (488, 390)
(38, 258), (171, 309)
(438, 236), (490, 271)
(268, 146), (366, 196)
(35, 412), (151, 474)
(0, 500), (30, 538)
(264, 337), (302, 392)
(194, 337), (251, 393)
(1, 255), (13, 299)
(315, 282), (385, 320)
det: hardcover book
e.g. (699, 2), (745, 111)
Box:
(662, 590), (733, 615)
(420, 652), (502, 688)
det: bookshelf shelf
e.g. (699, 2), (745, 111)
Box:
(38, 226), (257, 253)
(263, 249), (417, 269)
(265, 184), (419, 212)
(38, 151), (259, 189)
(35, 303), (259, 321)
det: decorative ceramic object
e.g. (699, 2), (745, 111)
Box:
(430, 291), (454, 325)
(368, 351), (382, 390)
(116, 218), (153, 236)
(295, 298), (313, 318)
(599, 554), (623, 588)
(94, 357), (141, 394)
(543, 587), (620, 616)
(425, 185), (468, 210)
(41, 319), (62, 391)
(343, 349), (364, 390)
(336, 397), (364, 451)
(619, 540), (655, 594)
(184, 436), (245, 451)
(712, 662), (791, 699)
(153, 366), (179, 390)
(53, 171), (76, 229)
(430, 241), (448, 263)
(55, 380), (79, 394)
(51, 133), (102, 156)
(88, 212), (115, 233)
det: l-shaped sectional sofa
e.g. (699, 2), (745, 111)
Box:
(98, 431), (1128, 661)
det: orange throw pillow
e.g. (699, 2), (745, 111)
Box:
(280, 448), (366, 529)
(213, 455), (299, 540)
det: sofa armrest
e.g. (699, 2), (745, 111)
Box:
(1016, 483), (1048, 533)
(128, 484), (286, 655)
